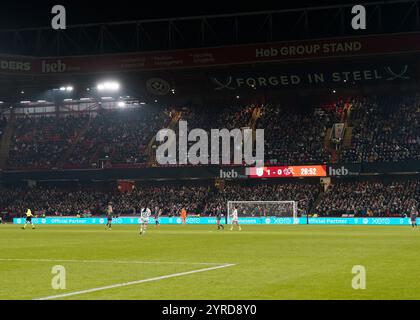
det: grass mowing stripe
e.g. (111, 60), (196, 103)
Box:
(34, 263), (236, 300)
(0, 258), (229, 266)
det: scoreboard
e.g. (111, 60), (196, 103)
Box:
(246, 165), (327, 178)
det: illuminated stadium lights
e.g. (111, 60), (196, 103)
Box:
(37, 100), (46, 103)
(20, 101), (31, 104)
(57, 86), (73, 92)
(140, 102), (146, 105)
(80, 98), (91, 101)
(63, 99), (73, 102)
(97, 81), (120, 92)
(117, 101), (126, 107)
(101, 97), (113, 100)
(20, 90), (24, 94)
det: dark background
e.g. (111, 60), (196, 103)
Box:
(0, 0), (373, 29)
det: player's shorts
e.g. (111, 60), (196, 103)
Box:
(155, 218), (160, 224)
(107, 217), (112, 222)
(411, 218), (417, 223)
(26, 217), (32, 223)
(231, 218), (238, 223)
(141, 218), (148, 224)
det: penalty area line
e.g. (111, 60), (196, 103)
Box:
(33, 263), (236, 300)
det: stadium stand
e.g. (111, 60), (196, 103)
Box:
(0, 181), (320, 219)
(2, 178), (419, 220)
(258, 104), (338, 165)
(1, 100), (351, 169)
(316, 179), (420, 217)
(0, 91), (419, 221)
(340, 95), (420, 162)
(8, 92), (417, 171)
(65, 107), (170, 168)
(7, 115), (89, 169)
(0, 116), (7, 140)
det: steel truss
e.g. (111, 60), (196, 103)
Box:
(0, 1), (419, 56)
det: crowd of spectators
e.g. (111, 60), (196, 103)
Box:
(341, 95), (420, 162)
(0, 115), (7, 140)
(66, 107), (170, 167)
(3, 93), (420, 170)
(7, 107), (170, 169)
(316, 179), (420, 217)
(1, 178), (418, 221)
(8, 115), (89, 169)
(164, 104), (255, 165)
(0, 182), (320, 219)
(258, 104), (338, 165)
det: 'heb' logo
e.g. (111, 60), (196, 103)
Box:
(328, 166), (349, 176)
(219, 169), (239, 179)
(42, 60), (66, 73)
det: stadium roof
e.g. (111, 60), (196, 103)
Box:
(1, 0), (420, 56)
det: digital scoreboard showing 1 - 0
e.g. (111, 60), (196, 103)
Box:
(246, 165), (327, 178)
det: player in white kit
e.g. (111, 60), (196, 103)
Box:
(139, 206), (151, 235)
(230, 206), (241, 231)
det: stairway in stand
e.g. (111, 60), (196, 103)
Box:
(57, 116), (93, 168)
(248, 105), (263, 150)
(146, 110), (182, 167)
(342, 127), (353, 149)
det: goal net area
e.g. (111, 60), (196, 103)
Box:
(227, 201), (298, 220)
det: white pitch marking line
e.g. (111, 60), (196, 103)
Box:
(0, 258), (227, 266)
(34, 263), (236, 300)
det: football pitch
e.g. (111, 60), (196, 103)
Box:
(1, 224), (420, 300)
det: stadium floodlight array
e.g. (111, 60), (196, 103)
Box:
(97, 81), (120, 92)
(227, 201), (298, 220)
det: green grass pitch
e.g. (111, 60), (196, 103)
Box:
(1, 224), (420, 300)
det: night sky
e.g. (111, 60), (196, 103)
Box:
(0, 0), (371, 29)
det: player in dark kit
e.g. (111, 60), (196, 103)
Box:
(410, 206), (418, 229)
(106, 202), (113, 230)
(216, 205), (224, 230)
(155, 206), (162, 228)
